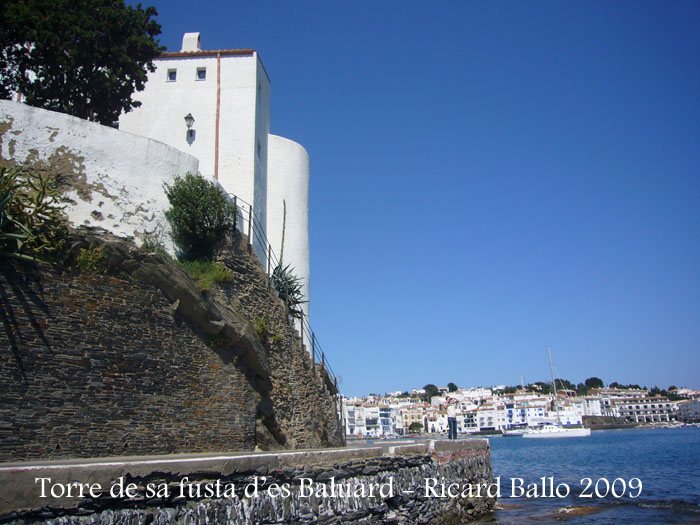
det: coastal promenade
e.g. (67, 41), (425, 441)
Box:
(0, 439), (495, 524)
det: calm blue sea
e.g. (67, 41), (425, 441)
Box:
(477, 427), (700, 524)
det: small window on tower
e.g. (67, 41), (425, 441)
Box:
(196, 67), (206, 80)
(167, 69), (177, 82)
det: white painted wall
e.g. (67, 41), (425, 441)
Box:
(0, 100), (199, 254)
(267, 134), (310, 319)
(251, 56), (271, 264)
(119, 54), (221, 179)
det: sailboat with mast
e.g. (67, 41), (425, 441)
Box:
(522, 346), (591, 438)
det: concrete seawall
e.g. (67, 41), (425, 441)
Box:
(0, 439), (495, 524)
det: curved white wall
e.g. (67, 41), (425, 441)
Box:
(0, 101), (199, 254)
(267, 134), (310, 318)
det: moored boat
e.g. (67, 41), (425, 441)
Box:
(522, 424), (591, 438)
(522, 346), (591, 439)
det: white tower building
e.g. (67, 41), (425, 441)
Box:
(267, 135), (310, 319)
(119, 33), (310, 318)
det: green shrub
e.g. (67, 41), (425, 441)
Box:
(0, 165), (67, 261)
(272, 331), (284, 345)
(179, 259), (234, 292)
(76, 245), (109, 274)
(140, 231), (170, 257)
(255, 317), (269, 343)
(164, 173), (236, 260)
(208, 334), (229, 349)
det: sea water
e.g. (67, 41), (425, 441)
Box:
(479, 427), (700, 524)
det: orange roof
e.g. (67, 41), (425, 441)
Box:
(159, 49), (255, 59)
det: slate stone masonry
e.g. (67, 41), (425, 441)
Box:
(0, 262), (256, 460)
(215, 234), (344, 450)
(0, 226), (343, 462)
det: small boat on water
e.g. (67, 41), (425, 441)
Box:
(522, 423), (590, 438)
(502, 429), (527, 437)
(521, 346), (591, 439)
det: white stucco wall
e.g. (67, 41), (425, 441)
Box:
(0, 100), (199, 254)
(118, 54), (221, 179)
(267, 134), (310, 318)
(251, 55), (271, 265)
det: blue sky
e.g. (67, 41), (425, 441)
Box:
(135, 1), (700, 396)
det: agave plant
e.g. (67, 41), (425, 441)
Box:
(0, 167), (33, 261)
(271, 263), (306, 317)
(0, 165), (66, 261)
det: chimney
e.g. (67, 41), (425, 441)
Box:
(181, 32), (201, 52)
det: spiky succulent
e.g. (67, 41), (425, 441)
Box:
(0, 166), (66, 261)
(271, 263), (306, 317)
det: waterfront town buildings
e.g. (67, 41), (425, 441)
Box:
(605, 396), (676, 424)
(678, 400), (700, 422)
(671, 388), (700, 400)
(342, 386), (682, 437)
(670, 389), (700, 423)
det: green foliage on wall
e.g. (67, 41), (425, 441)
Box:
(139, 231), (170, 258)
(76, 245), (109, 274)
(208, 334), (230, 349)
(271, 331), (284, 346)
(255, 317), (270, 344)
(0, 165), (66, 262)
(179, 259), (234, 292)
(164, 173), (237, 261)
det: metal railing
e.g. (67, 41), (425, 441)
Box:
(227, 193), (339, 393)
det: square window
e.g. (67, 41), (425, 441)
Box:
(196, 67), (206, 80)
(167, 69), (177, 81)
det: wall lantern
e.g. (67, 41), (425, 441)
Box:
(184, 113), (195, 139)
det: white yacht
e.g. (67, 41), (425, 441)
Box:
(522, 423), (590, 438)
(521, 347), (591, 439)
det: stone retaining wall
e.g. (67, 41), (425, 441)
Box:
(0, 439), (495, 524)
(215, 234), (343, 450)
(0, 228), (343, 461)
(0, 262), (256, 460)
